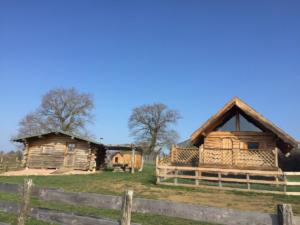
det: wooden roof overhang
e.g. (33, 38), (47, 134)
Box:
(13, 131), (142, 152)
(105, 144), (143, 152)
(12, 130), (104, 147)
(190, 97), (298, 153)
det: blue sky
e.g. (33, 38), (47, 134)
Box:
(0, 1), (299, 150)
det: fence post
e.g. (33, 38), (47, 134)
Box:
(131, 147), (135, 174)
(195, 171), (199, 185)
(246, 173), (251, 190)
(18, 179), (33, 225)
(155, 155), (160, 184)
(277, 204), (293, 225)
(174, 169), (178, 185)
(120, 190), (133, 225)
(218, 172), (222, 187)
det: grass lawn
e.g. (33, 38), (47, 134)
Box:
(0, 163), (299, 224)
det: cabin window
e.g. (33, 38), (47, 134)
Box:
(247, 142), (260, 150)
(115, 157), (119, 163)
(67, 143), (76, 152)
(217, 116), (236, 131)
(240, 114), (262, 132)
(216, 112), (263, 132)
(41, 145), (54, 154)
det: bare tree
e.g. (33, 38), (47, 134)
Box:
(129, 103), (181, 154)
(17, 88), (94, 137)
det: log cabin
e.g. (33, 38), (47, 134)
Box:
(171, 97), (298, 170)
(111, 150), (143, 170)
(13, 131), (139, 171)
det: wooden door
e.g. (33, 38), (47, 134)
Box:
(222, 138), (233, 149)
(64, 143), (76, 168)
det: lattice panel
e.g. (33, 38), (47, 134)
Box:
(202, 149), (275, 168)
(173, 148), (199, 165)
(237, 150), (275, 167)
(203, 149), (233, 165)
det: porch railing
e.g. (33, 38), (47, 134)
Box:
(169, 145), (278, 168)
(200, 148), (277, 168)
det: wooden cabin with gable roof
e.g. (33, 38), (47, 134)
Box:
(13, 131), (140, 171)
(171, 97), (298, 170)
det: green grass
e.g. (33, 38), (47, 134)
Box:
(0, 164), (156, 196)
(0, 164), (300, 224)
(0, 211), (54, 225)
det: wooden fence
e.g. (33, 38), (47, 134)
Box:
(156, 159), (300, 196)
(0, 158), (22, 173)
(0, 181), (137, 225)
(0, 182), (299, 225)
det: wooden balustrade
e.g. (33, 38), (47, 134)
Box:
(170, 146), (277, 169)
(156, 164), (300, 196)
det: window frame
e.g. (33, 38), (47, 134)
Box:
(247, 142), (260, 150)
(41, 145), (55, 154)
(66, 143), (76, 153)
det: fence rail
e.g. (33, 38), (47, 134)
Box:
(0, 182), (299, 225)
(0, 181), (138, 225)
(156, 163), (300, 196)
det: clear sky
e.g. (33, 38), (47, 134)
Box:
(0, 1), (299, 150)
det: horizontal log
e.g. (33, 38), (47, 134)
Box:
(39, 189), (123, 210)
(133, 197), (278, 225)
(284, 172), (300, 176)
(286, 182), (300, 186)
(0, 200), (140, 225)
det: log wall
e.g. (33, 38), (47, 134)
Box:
(25, 134), (96, 170)
(204, 131), (276, 150)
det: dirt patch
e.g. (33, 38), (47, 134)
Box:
(1, 169), (94, 176)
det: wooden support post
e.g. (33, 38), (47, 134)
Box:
(120, 190), (133, 225)
(236, 111), (240, 131)
(155, 155), (160, 184)
(23, 142), (29, 169)
(171, 145), (175, 162)
(233, 149), (239, 166)
(277, 204), (293, 225)
(18, 179), (33, 225)
(164, 168), (167, 180)
(174, 169), (178, 185)
(218, 172), (222, 187)
(195, 171), (199, 185)
(246, 173), (251, 190)
(275, 147), (279, 168)
(131, 147), (135, 174)
(199, 145), (204, 165)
